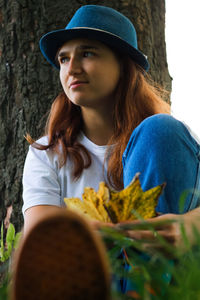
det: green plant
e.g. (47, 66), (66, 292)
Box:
(0, 223), (22, 263)
(0, 223), (22, 300)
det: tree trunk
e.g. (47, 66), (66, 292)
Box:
(0, 0), (171, 231)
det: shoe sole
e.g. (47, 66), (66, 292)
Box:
(10, 208), (111, 300)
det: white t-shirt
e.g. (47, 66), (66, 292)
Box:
(22, 132), (109, 216)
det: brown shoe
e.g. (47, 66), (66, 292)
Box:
(10, 208), (111, 300)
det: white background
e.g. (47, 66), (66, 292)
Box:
(165, 0), (200, 138)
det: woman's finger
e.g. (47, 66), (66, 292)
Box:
(90, 220), (114, 230)
(125, 228), (177, 244)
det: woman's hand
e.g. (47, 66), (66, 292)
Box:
(116, 208), (200, 253)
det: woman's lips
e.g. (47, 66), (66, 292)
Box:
(69, 81), (88, 89)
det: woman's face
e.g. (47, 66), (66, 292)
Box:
(57, 38), (121, 109)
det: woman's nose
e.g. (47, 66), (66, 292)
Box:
(67, 57), (82, 75)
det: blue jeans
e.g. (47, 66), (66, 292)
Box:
(119, 114), (200, 294)
(123, 114), (200, 213)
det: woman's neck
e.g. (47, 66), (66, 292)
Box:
(81, 107), (114, 145)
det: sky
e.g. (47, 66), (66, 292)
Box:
(165, 0), (200, 138)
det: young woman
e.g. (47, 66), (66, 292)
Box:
(11, 5), (200, 299)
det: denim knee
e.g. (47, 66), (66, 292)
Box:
(123, 114), (200, 213)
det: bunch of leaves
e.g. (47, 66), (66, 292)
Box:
(100, 219), (200, 300)
(65, 173), (165, 223)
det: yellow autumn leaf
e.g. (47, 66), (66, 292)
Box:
(64, 197), (103, 221)
(125, 178), (166, 221)
(107, 174), (165, 222)
(95, 182), (111, 222)
(107, 174), (143, 222)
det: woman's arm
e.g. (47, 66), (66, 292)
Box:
(24, 205), (60, 236)
(22, 141), (62, 236)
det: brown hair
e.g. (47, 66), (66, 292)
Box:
(27, 57), (170, 190)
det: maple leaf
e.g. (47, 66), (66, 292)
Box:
(104, 173), (165, 223)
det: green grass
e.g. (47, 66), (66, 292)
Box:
(101, 220), (200, 299)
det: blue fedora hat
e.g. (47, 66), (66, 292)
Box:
(40, 5), (149, 71)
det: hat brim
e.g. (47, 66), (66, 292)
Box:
(40, 28), (149, 71)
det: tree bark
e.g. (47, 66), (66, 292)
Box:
(0, 0), (171, 231)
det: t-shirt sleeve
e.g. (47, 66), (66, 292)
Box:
(22, 145), (61, 216)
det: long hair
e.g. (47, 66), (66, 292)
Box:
(27, 56), (170, 190)
(106, 57), (170, 189)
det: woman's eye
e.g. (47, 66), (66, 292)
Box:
(83, 51), (94, 58)
(60, 57), (69, 64)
